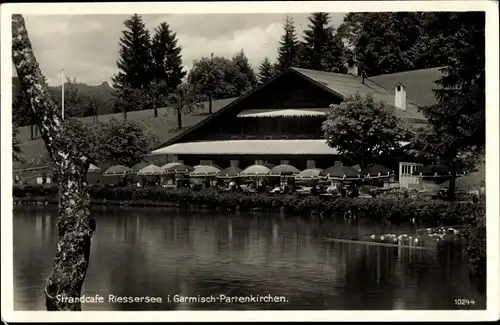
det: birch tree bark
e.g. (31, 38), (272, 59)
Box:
(12, 14), (95, 311)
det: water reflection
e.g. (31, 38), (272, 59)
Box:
(13, 206), (485, 310)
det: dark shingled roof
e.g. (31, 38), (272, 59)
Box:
(290, 67), (426, 121)
(368, 67), (445, 108)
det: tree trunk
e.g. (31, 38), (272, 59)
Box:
(45, 169), (94, 310)
(123, 109), (128, 120)
(153, 101), (158, 117)
(208, 94), (212, 114)
(30, 123), (34, 140)
(177, 109), (182, 129)
(12, 14), (95, 311)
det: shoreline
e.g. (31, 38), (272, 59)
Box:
(12, 185), (484, 226)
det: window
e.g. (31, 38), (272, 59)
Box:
(230, 136), (240, 140)
(264, 136), (272, 140)
(247, 136), (256, 140)
(400, 163), (422, 175)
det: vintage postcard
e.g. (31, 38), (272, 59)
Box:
(1, 1), (499, 322)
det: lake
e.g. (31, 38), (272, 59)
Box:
(13, 205), (486, 310)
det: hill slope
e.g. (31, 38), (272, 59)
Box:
(14, 97), (236, 170)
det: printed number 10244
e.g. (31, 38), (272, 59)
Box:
(454, 298), (476, 306)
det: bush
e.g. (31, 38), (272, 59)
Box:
(13, 184), (483, 225)
(460, 200), (486, 278)
(12, 184), (59, 198)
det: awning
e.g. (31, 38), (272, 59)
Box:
(151, 140), (340, 155)
(151, 140), (338, 155)
(151, 140), (411, 156)
(150, 140), (410, 156)
(237, 108), (327, 118)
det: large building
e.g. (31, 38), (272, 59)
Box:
(149, 64), (444, 188)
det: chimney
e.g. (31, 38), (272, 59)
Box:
(395, 83), (407, 111)
(346, 57), (359, 76)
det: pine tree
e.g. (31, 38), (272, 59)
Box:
(232, 50), (258, 95)
(151, 22), (186, 95)
(300, 12), (345, 72)
(325, 31), (347, 73)
(258, 57), (275, 84)
(411, 12), (485, 200)
(276, 15), (299, 72)
(112, 14), (152, 93)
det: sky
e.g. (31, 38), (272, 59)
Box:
(16, 13), (345, 86)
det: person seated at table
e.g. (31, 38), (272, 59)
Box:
(326, 182), (339, 194)
(348, 185), (359, 198)
(340, 186), (347, 198)
(229, 180), (237, 192)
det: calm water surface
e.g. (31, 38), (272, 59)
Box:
(13, 206), (486, 310)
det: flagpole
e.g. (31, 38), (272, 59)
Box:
(61, 69), (65, 120)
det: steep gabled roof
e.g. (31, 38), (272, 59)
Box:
(368, 67), (444, 107)
(153, 68), (298, 150)
(153, 66), (430, 151)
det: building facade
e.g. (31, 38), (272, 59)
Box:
(150, 65), (438, 187)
